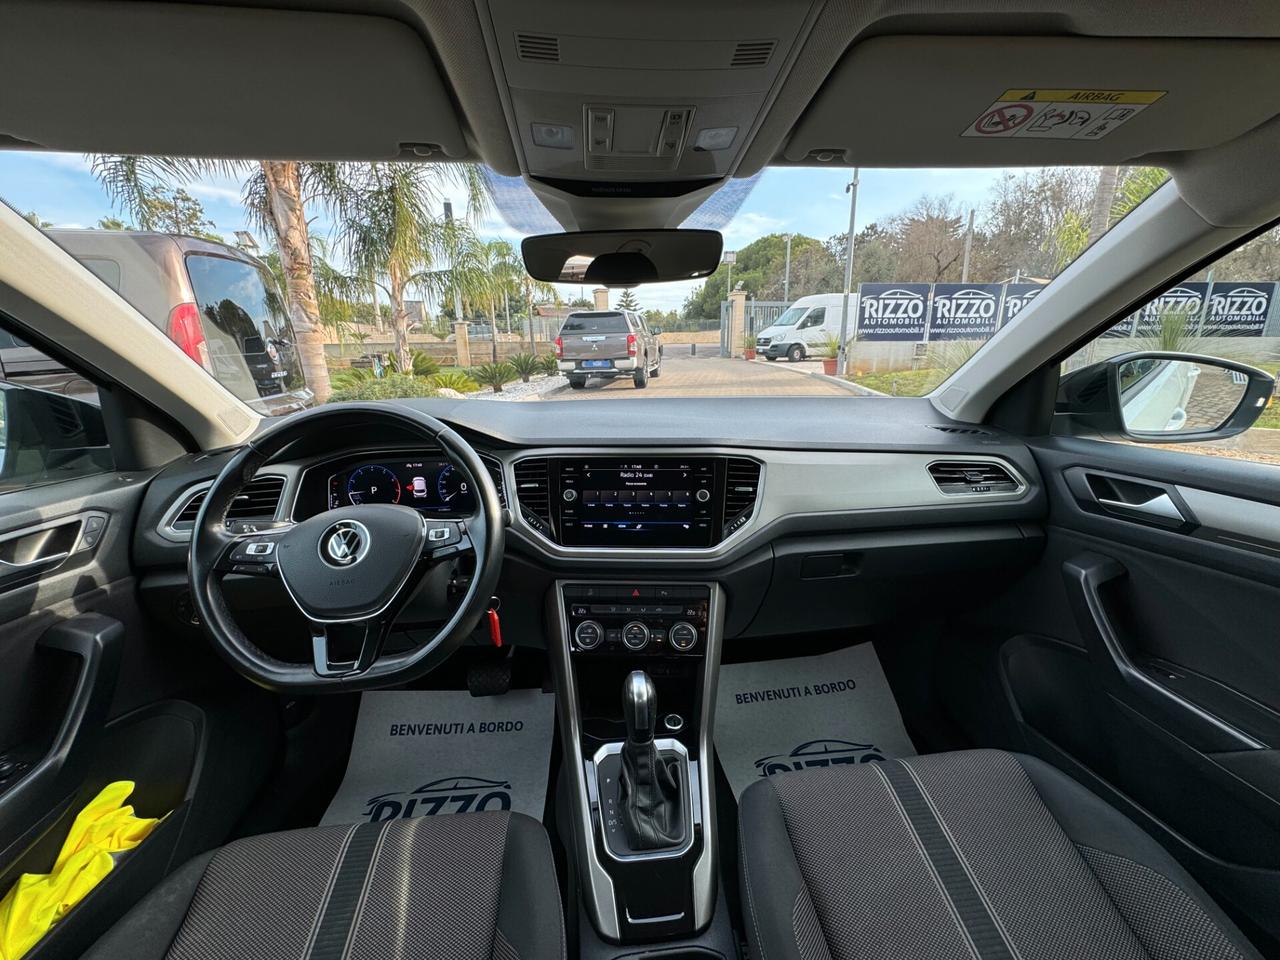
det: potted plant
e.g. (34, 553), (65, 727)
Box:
(818, 332), (841, 375)
(742, 332), (757, 360)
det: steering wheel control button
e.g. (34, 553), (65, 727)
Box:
(575, 620), (604, 650)
(669, 621), (699, 651)
(320, 520), (371, 567)
(622, 620), (651, 651)
(245, 541), (275, 556)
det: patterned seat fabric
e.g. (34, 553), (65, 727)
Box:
(739, 749), (1262, 960)
(85, 811), (565, 960)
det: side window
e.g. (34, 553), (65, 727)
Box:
(801, 308), (826, 329)
(0, 327), (112, 493)
(1061, 223), (1280, 466)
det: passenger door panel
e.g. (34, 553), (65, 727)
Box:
(1000, 437), (1280, 947)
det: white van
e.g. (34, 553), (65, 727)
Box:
(754, 293), (854, 361)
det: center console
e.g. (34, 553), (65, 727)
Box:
(549, 580), (723, 944)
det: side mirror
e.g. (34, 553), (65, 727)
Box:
(651, 327), (662, 336)
(1055, 352), (1274, 442)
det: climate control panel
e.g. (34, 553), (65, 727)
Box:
(563, 583), (710, 656)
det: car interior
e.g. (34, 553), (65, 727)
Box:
(2, 1), (1280, 959)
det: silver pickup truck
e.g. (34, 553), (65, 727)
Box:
(555, 310), (663, 389)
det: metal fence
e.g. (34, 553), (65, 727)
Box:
(719, 300), (792, 356)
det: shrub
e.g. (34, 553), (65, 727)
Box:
(428, 370), (481, 393)
(329, 367), (378, 390)
(508, 353), (540, 383)
(327, 373), (437, 402)
(537, 354), (560, 376)
(387, 348), (441, 379)
(472, 362), (517, 393)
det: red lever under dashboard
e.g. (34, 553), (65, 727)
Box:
(487, 607), (503, 648)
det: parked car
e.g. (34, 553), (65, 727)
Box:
(0, 328), (96, 402)
(754, 293), (853, 361)
(46, 230), (312, 415)
(555, 310), (662, 389)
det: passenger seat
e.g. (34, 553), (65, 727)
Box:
(738, 749), (1260, 960)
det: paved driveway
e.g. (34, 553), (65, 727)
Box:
(545, 354), (853, 399)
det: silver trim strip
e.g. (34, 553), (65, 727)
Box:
(549, 580), (724, 940)
(589, 739), (698, 863)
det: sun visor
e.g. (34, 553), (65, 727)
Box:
(0, 1), (469, 161)
(783, 36), (1280, 167)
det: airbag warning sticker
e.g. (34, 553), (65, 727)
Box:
(962, 89), (1165, 140)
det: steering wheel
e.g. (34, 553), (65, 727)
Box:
(188, 403), (504, 693)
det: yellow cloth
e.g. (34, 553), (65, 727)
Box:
(0, 781), (161, 960)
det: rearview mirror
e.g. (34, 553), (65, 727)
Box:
(521, 230), (723, 287)
(1055, 352), (1274, 442)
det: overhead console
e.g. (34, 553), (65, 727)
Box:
(477, 0), (819, 226)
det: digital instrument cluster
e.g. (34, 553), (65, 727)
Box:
(326, 458), (476, 515)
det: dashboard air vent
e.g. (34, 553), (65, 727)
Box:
(479, 454), (507, 508)
(513, 458), (553, 537)
(515, 33), (560, 62)
(927, 461), (1019, 496)
(173, 474), (285, 529)
(928, 424), (991, 436)
(730, 39), (776, 68)
(723, 458), (762, 535)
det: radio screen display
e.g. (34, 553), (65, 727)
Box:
(557, 459), (716, 547)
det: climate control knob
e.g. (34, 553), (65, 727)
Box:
(621, 620), (651, 651)
(574, 619), (604, 651)
(669, 621), (699, 651)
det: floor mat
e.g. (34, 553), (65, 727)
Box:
(714, 643), (916, 800)
(321, 688), (556, 826)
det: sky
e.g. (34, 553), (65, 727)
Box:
(0, 151), (1017, 313)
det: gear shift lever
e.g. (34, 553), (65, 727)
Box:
(619, 670), (685, 850)
(624, 670), (656, 745)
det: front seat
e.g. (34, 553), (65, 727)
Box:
(739, 749), (1261, 960)
(84, 811), (564, 960)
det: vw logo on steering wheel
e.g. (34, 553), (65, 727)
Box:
(321, 520), (371, 567)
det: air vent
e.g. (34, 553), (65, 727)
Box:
(723, 458), (762, 535)
(515, 33), (560, 62)
(928, 425), (991, 436)
(513, 458), (553, 537)
(479, 454), (507, 508)
(927, 461), (1019, 496)
(730, 39), (776, 68)
(172, 474), (286, 529)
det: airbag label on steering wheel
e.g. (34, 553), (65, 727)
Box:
(321, 689), (555, 825)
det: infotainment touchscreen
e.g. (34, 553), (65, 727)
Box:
(556, 459), (716, 547)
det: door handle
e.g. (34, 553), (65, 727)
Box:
(0, 550), (70, 571)
(1095, 492), (1185, 523)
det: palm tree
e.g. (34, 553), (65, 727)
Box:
(90, 155), (335, 402)
(315, 163), (489, 372)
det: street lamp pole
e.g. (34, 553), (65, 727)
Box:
(836, 168), (860, 376)
(783, 233), (792, 301)
(961, 208), (975, 283)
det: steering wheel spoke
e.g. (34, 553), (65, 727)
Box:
(422, 519), (473, 563)
(310, 617), (388, 678)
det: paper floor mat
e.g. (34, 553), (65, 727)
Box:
(321, 688), (555, 825)
(714, 643), (916, 800)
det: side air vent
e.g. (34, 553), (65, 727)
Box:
(172, 474), (286, 530)
(927, 461), (1020, 496)
(730, 39), (776, 68)
(928, 424), (991, 436)
(513, 458), (553, 537)
(723, 457), (762, 535)
(478, 454), (507, 508)
(515, 33), (560, 62)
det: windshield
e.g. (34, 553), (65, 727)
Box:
(0, 155), (1162, 403)
(770, 307), (806, 328)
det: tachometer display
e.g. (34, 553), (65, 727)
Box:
(346, 464), (401, 505)
(436, 464), (470, 505)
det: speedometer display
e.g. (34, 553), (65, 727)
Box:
(326, 457), (476, 515)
